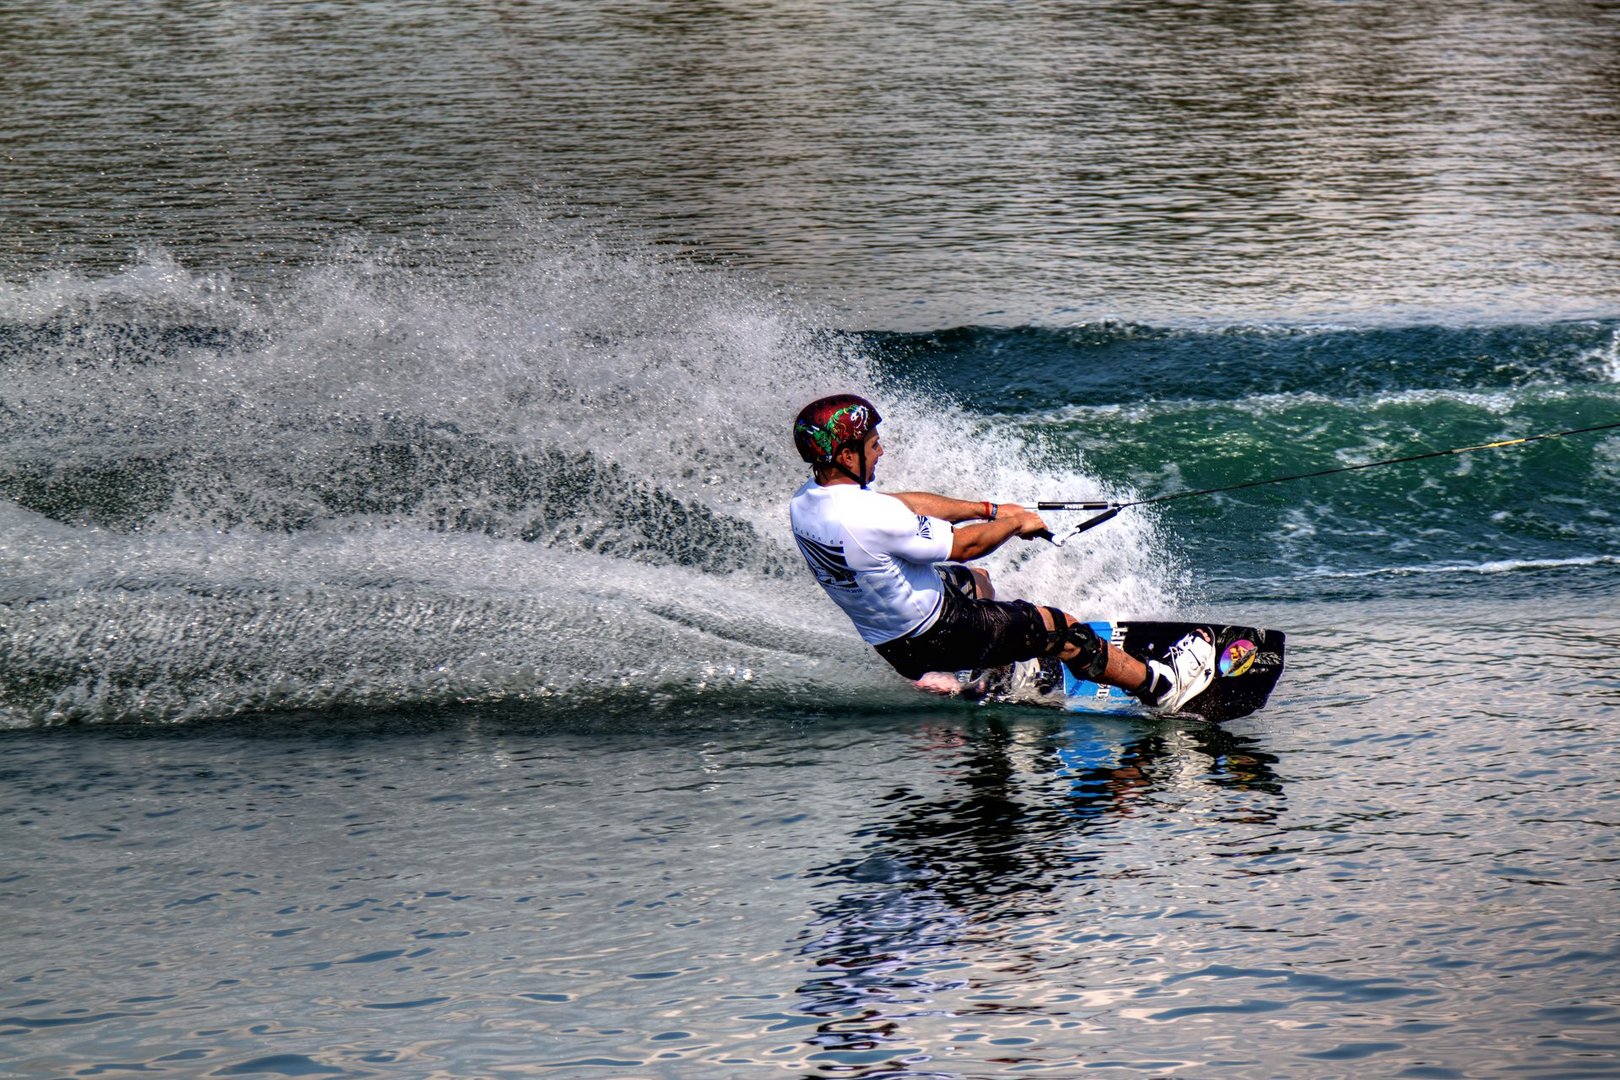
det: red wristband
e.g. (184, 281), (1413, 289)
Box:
(984, 502), (997, 520)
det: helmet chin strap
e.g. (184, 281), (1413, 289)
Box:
(828, 442), (869, 488)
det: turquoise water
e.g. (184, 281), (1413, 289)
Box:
(4, 1), (1620, 1076)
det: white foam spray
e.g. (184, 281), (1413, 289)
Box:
(0, 215), (1177, 725)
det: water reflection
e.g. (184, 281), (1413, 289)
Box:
(796, 714), (1282, 1076)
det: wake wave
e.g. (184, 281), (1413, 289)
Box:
(863, 319), (1620, 410)
(29, 229), (1611, 725)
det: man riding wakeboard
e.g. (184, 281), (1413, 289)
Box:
(786, 393), (1214, 711)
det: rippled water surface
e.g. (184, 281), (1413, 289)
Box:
(5, 0), (1619, 324)
(7, 595), (1620, 1077)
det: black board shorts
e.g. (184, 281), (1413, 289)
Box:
(874, 565), (1050, 680)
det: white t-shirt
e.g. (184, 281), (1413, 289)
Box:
(789, 479), (954, 644)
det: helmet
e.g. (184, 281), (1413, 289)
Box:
(793, 394), (882, 464)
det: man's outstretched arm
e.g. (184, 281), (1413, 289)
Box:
(947, 507), (1048, 560)
(888, 491), (999, 523)
(887, 492), (1048, 560)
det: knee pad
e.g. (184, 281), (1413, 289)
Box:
(1043, 609), (1107, 680)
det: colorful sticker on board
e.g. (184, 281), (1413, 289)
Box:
(1219, 638), (1257, 677)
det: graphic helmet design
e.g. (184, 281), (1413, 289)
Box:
(793, 394), (882, 464)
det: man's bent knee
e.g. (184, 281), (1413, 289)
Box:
(1041, 607), (1107, 680)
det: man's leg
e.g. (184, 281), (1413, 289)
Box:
(913, 566), (1005, 698)
(1036, 606), (1147, 688)
(1038, 607), (1215, 711)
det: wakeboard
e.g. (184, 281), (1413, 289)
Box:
(932, 620), (1285, 722)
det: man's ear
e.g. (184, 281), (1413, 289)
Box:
(836, 445), (864, 476)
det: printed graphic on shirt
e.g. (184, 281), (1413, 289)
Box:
(915, 515), (933, 539)
(794, 534), (857, 591)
